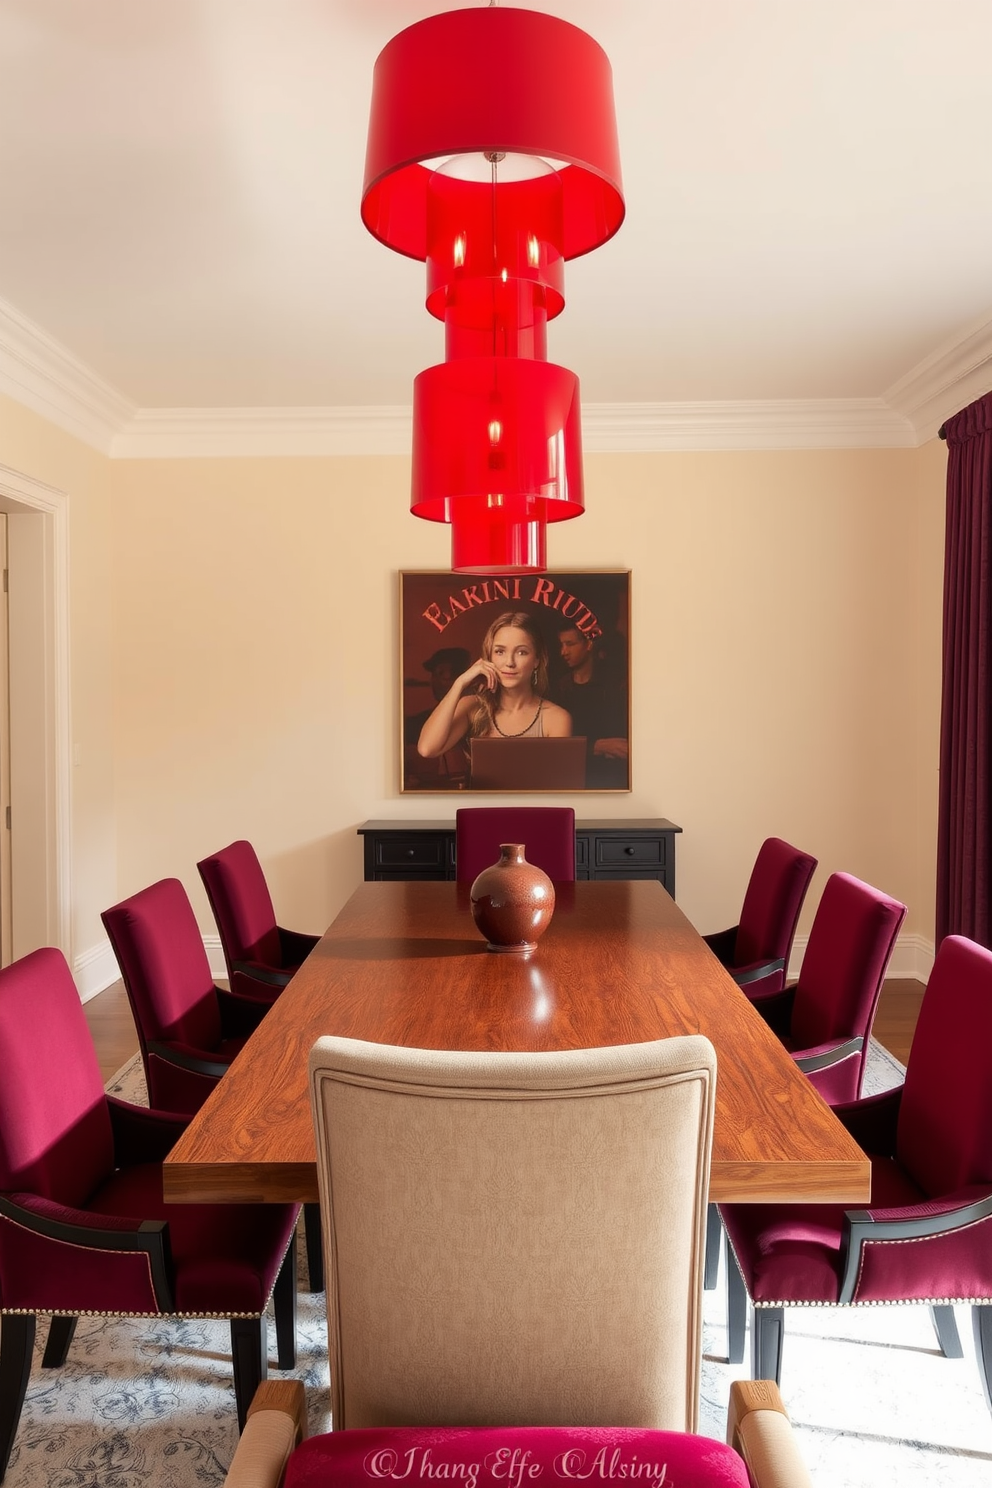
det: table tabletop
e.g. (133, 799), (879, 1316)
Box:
(163, 879), (869, 1207)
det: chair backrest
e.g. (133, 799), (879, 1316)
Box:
(309, 1034), (716, 1434)
(789, 872), (906, 1078)
(455, 807), (576, 884)
(897, 934), (992, 1197)
(734, 837), (818, 970)
(102, 878), (222, 1054)
(0, 948), (113, 1206)
(197, 840), (282, 977)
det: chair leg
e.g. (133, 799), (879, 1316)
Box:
(726, 1244), (748, 1365)
(973, 1306), (992, 1418)
(930, 1304), (963, 1359)
(230, 1316), (268, 1433)
(274, 1231), (298, 1371)
(304, 1202), (324, 1293)
(704, 1203), (722, 1290)
(751, 1306), (785, 1386)
(41, 1316), (77, 1368)
(0, 1313), (35, 1482)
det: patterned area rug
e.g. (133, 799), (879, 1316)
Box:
(6, 1045), (990, 1486)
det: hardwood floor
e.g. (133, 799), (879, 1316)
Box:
(871, 978), (925, 1065)
(82, 974), (928, 1082)
(83, 978), (139, 1081)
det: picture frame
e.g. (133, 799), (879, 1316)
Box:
(400, 570), (631, 793)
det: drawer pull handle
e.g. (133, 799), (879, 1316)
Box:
(406, 848), (416, 857)
(624, 846), (635, 855)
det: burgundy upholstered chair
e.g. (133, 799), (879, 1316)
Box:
(720, 933), (992, 1415)
(455, 806), (576, 884)
(747, 871), (907, 1106)
(703, 837), (818, 997)
(197, 840), (319, 1002)
(0, 949), (299, 1481)
(705, 870), (906, 1291)
(102, 877), (324, 1292)
(102, 877), (269, 1116)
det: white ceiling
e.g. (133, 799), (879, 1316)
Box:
(2, 1), (991, 451)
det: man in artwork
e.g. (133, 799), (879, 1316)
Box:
(404, 646), (472, 787)
(552, 625), (629, 789)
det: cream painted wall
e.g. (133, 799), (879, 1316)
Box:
(111, 443), (946, 959)
(566, 447), (946, 952)
(0, 392), (116, 975)
(111, 454), (440, 933)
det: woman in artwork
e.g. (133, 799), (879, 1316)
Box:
(417, 610), (572, 761)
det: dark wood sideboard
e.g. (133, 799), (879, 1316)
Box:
(358, 818), (682, 896)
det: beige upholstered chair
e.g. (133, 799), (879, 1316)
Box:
(309, 1034), (715, 1434)
(222, 1379), (814, 1488)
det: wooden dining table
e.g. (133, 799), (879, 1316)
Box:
(163, 878), (870, 1207)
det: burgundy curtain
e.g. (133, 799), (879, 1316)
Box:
(936, 391), (992, 948)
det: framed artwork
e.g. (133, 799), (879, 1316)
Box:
(400, 570), (631, 793)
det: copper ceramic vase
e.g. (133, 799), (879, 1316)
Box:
(470, 843), (556, 952)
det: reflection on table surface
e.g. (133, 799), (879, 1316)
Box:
(163, 879), (869, 1208)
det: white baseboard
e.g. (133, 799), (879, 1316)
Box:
(788, 931), (934, 985)
(74, 941), (121, 1002)
(76, 933), (229, 1002)
(203, 933), (226, 979)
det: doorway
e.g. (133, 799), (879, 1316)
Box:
(0, 463), (70, 961)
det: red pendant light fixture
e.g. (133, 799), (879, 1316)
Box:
(362, 4), (624, 574)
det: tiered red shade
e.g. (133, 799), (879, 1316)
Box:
(412, 356), (583, 574)
(362, 6), (623, 573)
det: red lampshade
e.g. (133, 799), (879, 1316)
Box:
(450, 498), (548, 575)
(411, 358), (583, 516)
(362, 8), (624, 264)
(426, 166), (565, 332)
(362, 7), (622, 573)
(412, 356), (582, 577)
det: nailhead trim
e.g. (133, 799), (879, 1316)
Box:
(1, 1307), (264, 1319)
(753, 1297), (992, 1308)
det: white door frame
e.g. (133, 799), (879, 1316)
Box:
(0, 462), (70, 957)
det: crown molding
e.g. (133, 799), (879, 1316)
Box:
(110, 397), (916, 458)
(580, 399), (916, 452)
(0, 295), (135, 455)
(883, 310), (992, 441)
(0, 288), (988, 458)
(109, 405), (415, 459)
